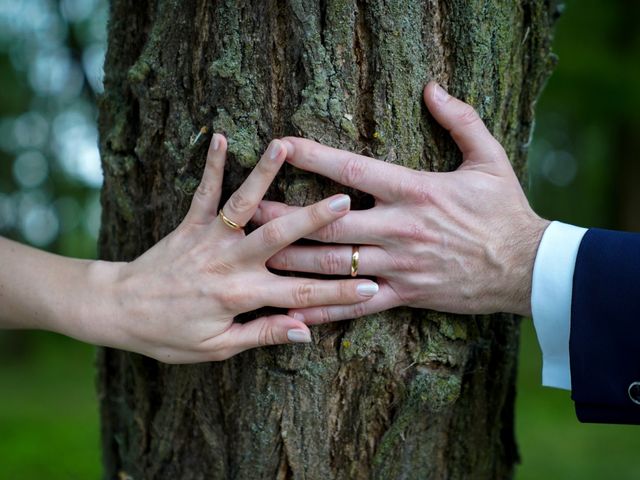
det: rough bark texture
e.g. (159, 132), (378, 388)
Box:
(97, 1), (557, 479)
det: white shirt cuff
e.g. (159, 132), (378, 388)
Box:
(530, 221), (587, 390)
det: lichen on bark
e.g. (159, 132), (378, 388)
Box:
(98, 1), (558, 478)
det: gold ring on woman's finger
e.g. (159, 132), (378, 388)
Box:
(219, 210), (245, 231)
(351, 246), (360, 277)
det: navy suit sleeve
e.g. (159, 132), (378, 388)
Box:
(570, 228), (640, 424)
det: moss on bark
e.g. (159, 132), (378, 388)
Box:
(98, 1), (557, 478)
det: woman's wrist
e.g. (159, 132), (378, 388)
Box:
(68, 259), (129, 348)
(0, 237), (122, 340)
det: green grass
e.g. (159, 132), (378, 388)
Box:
(0, 332), (101, 479)
(0, 325), (638, 479)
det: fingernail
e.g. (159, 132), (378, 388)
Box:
(269, 140), (282, 160)
(433, 83), (449, 104)
(287, 329), (311, 343)
(212, 134), (220, 150)
(329, 195), (350, 212)
(292, 312), (306, 323)
(357, 282), (379, 297)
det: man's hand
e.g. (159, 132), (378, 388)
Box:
(253, 82), (549, 324)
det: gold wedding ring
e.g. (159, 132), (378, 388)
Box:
(219, 210), (245, 230)
(350, 246), (360, 277)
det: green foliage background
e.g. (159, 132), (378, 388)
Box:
(0, 0), (639, 478)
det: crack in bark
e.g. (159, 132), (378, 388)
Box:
(354, 0), (375, 144)
(270, 1), (288, 138)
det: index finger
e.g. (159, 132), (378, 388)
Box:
(280, 137), (415, 202)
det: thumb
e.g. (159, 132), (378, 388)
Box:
(218, 315), (312, 357)
(423, 82), (506, 170)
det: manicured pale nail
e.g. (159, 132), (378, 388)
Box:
(287, 329), (311, 343)
(212, 134), (220, 151)
(357, 282), (379, 297)
(292, 312), (306, 323)
(433, 83), (449, 104)
(269, 140), (282, 160)
(329, 195), (350, 212)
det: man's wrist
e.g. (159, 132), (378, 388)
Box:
(502, 214), (551, 316)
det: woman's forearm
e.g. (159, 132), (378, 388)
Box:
(0, 236), (122, 343)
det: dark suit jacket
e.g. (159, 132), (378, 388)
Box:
(571, 228), (640, 424)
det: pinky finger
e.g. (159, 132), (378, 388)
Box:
(288, 284), (400, 326)
(204, 314), (312, 360)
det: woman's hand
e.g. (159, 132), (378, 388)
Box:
(81, 135), (379, 362)
(252, 82), (549, 324)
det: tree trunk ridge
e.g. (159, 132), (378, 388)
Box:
(97, 1), (557, 479)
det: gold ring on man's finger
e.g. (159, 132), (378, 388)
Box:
(351, 246), (360, 277)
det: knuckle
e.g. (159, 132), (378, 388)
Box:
(318, 251), (344, 275)
(293, 282), (315, 306)
(384, 224), (405, 241)
(339, 155), (366, 185)
(402, 177), (432, 204)
(338, 280), (353, 300)
(317, 219), (343, 243)
(392, 176), (409, 198)
(307, 203), (327, 226)
(195, 180), (214, 199)
(352, 302), (368, 318)
(217, 284), (244, 309)
(262, 222), (285, 247)
(389, 222), (428, 243)
(227, 190), (253, 215)
(391, 253), (420, 273)
(405, 223), (428, 242)
(319, 308), (333, 324)
(257, 321), (274, 347)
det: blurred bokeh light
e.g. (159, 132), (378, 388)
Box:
(0, 0), (106, 256)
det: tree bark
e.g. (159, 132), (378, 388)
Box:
(97, 1), (557, 478)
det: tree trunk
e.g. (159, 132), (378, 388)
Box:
(97, 1), (557, 478)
